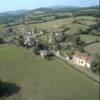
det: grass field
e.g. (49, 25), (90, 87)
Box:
(0, 44), (99, 100)
(31, 18), (73, 31)
(84, 42), (100, 56)
(80, 35), (100, 43)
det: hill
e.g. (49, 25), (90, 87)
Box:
(0, 10), (28, 16)
(0, 5), (99, 25)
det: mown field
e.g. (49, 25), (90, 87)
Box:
(0, 45), (99, 100)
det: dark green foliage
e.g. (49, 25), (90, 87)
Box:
(78, 21), (100, 35)
(91, 53), (100, 73)
(0, 14), (24, 25)
(54, 43), (61, 50)
(65, 35), (85, 47)
(0, 80), (20, 97)
(91, 62), (100, 73)
(0, 37), (4, 44)
(91, 21), (100, 33)
(73, 9), (100, 17)
(54, 14), (71, 19)
(18, 35), (25, 46)
(33, 46), (40, 55)
(7, 28), (13, 33)
(75, 36), (85, 46)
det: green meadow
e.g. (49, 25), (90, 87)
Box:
(0, 45), (99, 100)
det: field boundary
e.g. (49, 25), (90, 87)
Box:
(82, 40), (100, 47)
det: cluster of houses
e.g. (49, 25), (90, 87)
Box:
(22, 27), (95, 68)
(22, 28), (46, 48)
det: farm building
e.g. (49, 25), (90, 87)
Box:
(73, 52), (94, 68)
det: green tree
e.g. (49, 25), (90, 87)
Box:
(18, 35), (25, 46)
(0, 37), (3, 44)
(0, 79), (20, 97)
(33, 46), (40, 55)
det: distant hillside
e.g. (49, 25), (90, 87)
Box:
(0, 5), (99, 25)
(28, 6), (80, 14)
(0, 5), (99, 16)
(0, 10), (28, 17)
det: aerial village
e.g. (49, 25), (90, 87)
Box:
(15, 26), (96, 69)
(0, 3), (100, 100)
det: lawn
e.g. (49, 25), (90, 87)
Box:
(0, 44), (99, 100)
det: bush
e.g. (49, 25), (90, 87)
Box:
(18, 35), (25, 46)
(0, 37), (5, 44)
(91, 63), (100, 73)
(33, 46), (40, 55)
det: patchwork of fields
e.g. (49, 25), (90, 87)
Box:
(0, 45), (99, 100)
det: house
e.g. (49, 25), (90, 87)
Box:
(39, 50), (49, 58)
(73, 52), (94, 68)
(24, 36), (35, 47)
(55, 32), (63, 37)
(65, 56), (70, 60)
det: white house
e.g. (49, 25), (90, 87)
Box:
(24, 36), (35, 47)
(39, 50), (49, 58)
(73, 52), (94, 68)
(65, 56), (70, 60)
(55, 32), (63, 37)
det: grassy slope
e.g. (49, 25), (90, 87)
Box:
(0, 45), (99, 100)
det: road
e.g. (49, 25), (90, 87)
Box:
(55, 52), (100, 84)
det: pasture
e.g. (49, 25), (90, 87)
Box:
(0, 44), (99, 100)
(84, 42), (100, 56)
(80, 34), (100, 43)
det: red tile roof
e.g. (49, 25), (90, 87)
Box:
(73, 52), (94, 64)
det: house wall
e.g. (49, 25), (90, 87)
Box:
(86, 61), (95, 68)
(79, 59), (86, 67)
(73, 56), (86, 67)
(40, 53), (45, 57)
(86, 63), (91, 68)
(65, 56), (70, 60)
(73, 55), (94, 68)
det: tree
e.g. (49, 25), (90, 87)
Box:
(54, 43), (61, 50)
(18, 35), (25, 46)
(7, 28), (13, 33)
(33, 46), (40, 55)
(91, 53), (100, 73)
(0, 37), (4, 44)
(91, 62), (100, 73)
(0, 80), (20, 97)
